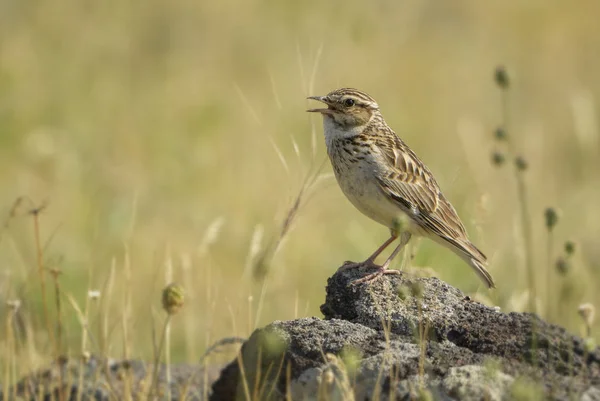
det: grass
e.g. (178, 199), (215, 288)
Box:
(1, 0), (599, 397)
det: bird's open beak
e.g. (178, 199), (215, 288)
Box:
(306, 96), (333, 114)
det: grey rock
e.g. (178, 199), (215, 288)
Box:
(211, 267), (600, 400)
(582, 387), (600, 401)
(2, 355), (223, 401)
(442, 365), (514, 401)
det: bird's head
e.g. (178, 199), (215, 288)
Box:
(307, 88), (379, 128)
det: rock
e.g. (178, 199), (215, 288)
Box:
(582, 387), (600, 401)
(442, 365), (514, 401)
(3, 355), (223, 400)
(211, 266), (600, 400)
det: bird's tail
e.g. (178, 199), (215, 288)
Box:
(464, 251), (496, 289)
(439, 236), (496, 289)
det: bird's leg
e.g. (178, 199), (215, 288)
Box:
(338, 233), (398, 271)
(381, 232), (412, 269)
(352, 232), (412, 285)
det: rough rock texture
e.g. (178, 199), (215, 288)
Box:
(1, 356), (223, 401)
(211, 267), (600, 400)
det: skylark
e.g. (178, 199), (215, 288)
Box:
(308, 88), (495, 288)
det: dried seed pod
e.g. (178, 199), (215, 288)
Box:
(491, 150), (505, 167)
(494, 66), (510, 89)
(162, 283), (185, 315)
(544, 208), (559, 231)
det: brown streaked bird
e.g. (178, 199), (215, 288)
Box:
(307, 88), (495, 288)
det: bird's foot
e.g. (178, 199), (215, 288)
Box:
(350, 266), (400, 286)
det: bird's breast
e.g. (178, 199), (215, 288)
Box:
(326, 138), (410, 231)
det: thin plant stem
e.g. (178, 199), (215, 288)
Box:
(418, 299), (425, 390)
(149, 315), (172, 398)
(77, 306), (90, 401)
(497, 75), (539, 373)
(546, 230), (554, 319)
(516, 174), (535, 313)
(3, 310), (13, 398)
(500, 88), (536, 313)
(236, 350), (252, 401)
(50, 270), (65, 401)
(165, 319), (172, 401)
(32, 210), (55, 346)
(32, 208), (66, 400)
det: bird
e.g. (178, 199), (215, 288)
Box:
(307, 88), (495, 288)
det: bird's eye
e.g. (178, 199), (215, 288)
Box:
(343, 98), (355, 107)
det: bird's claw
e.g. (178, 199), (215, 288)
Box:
(350, 267), (400, 285)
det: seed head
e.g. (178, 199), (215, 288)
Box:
(578, 303), (595, 328)
(491, 150), (505, 167)
(494, 127), (507, 141)
(162, 283), (185, 315)
(515, 156), (528, 171)
(49, 268), (62, 279)
(555, 257), (569, 276)
(564, 240), (576, 256)
(544, 208), (559, 231)
(6, 299), (21, 311)
(494, 66), (510, 89)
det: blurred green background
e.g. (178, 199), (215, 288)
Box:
(0, 0), (599, 370)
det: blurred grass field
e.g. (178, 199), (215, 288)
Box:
(1, 0), (599, 376)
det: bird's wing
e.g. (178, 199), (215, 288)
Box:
(373, 132), (491, 287)
(374, 135), (469, 241)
